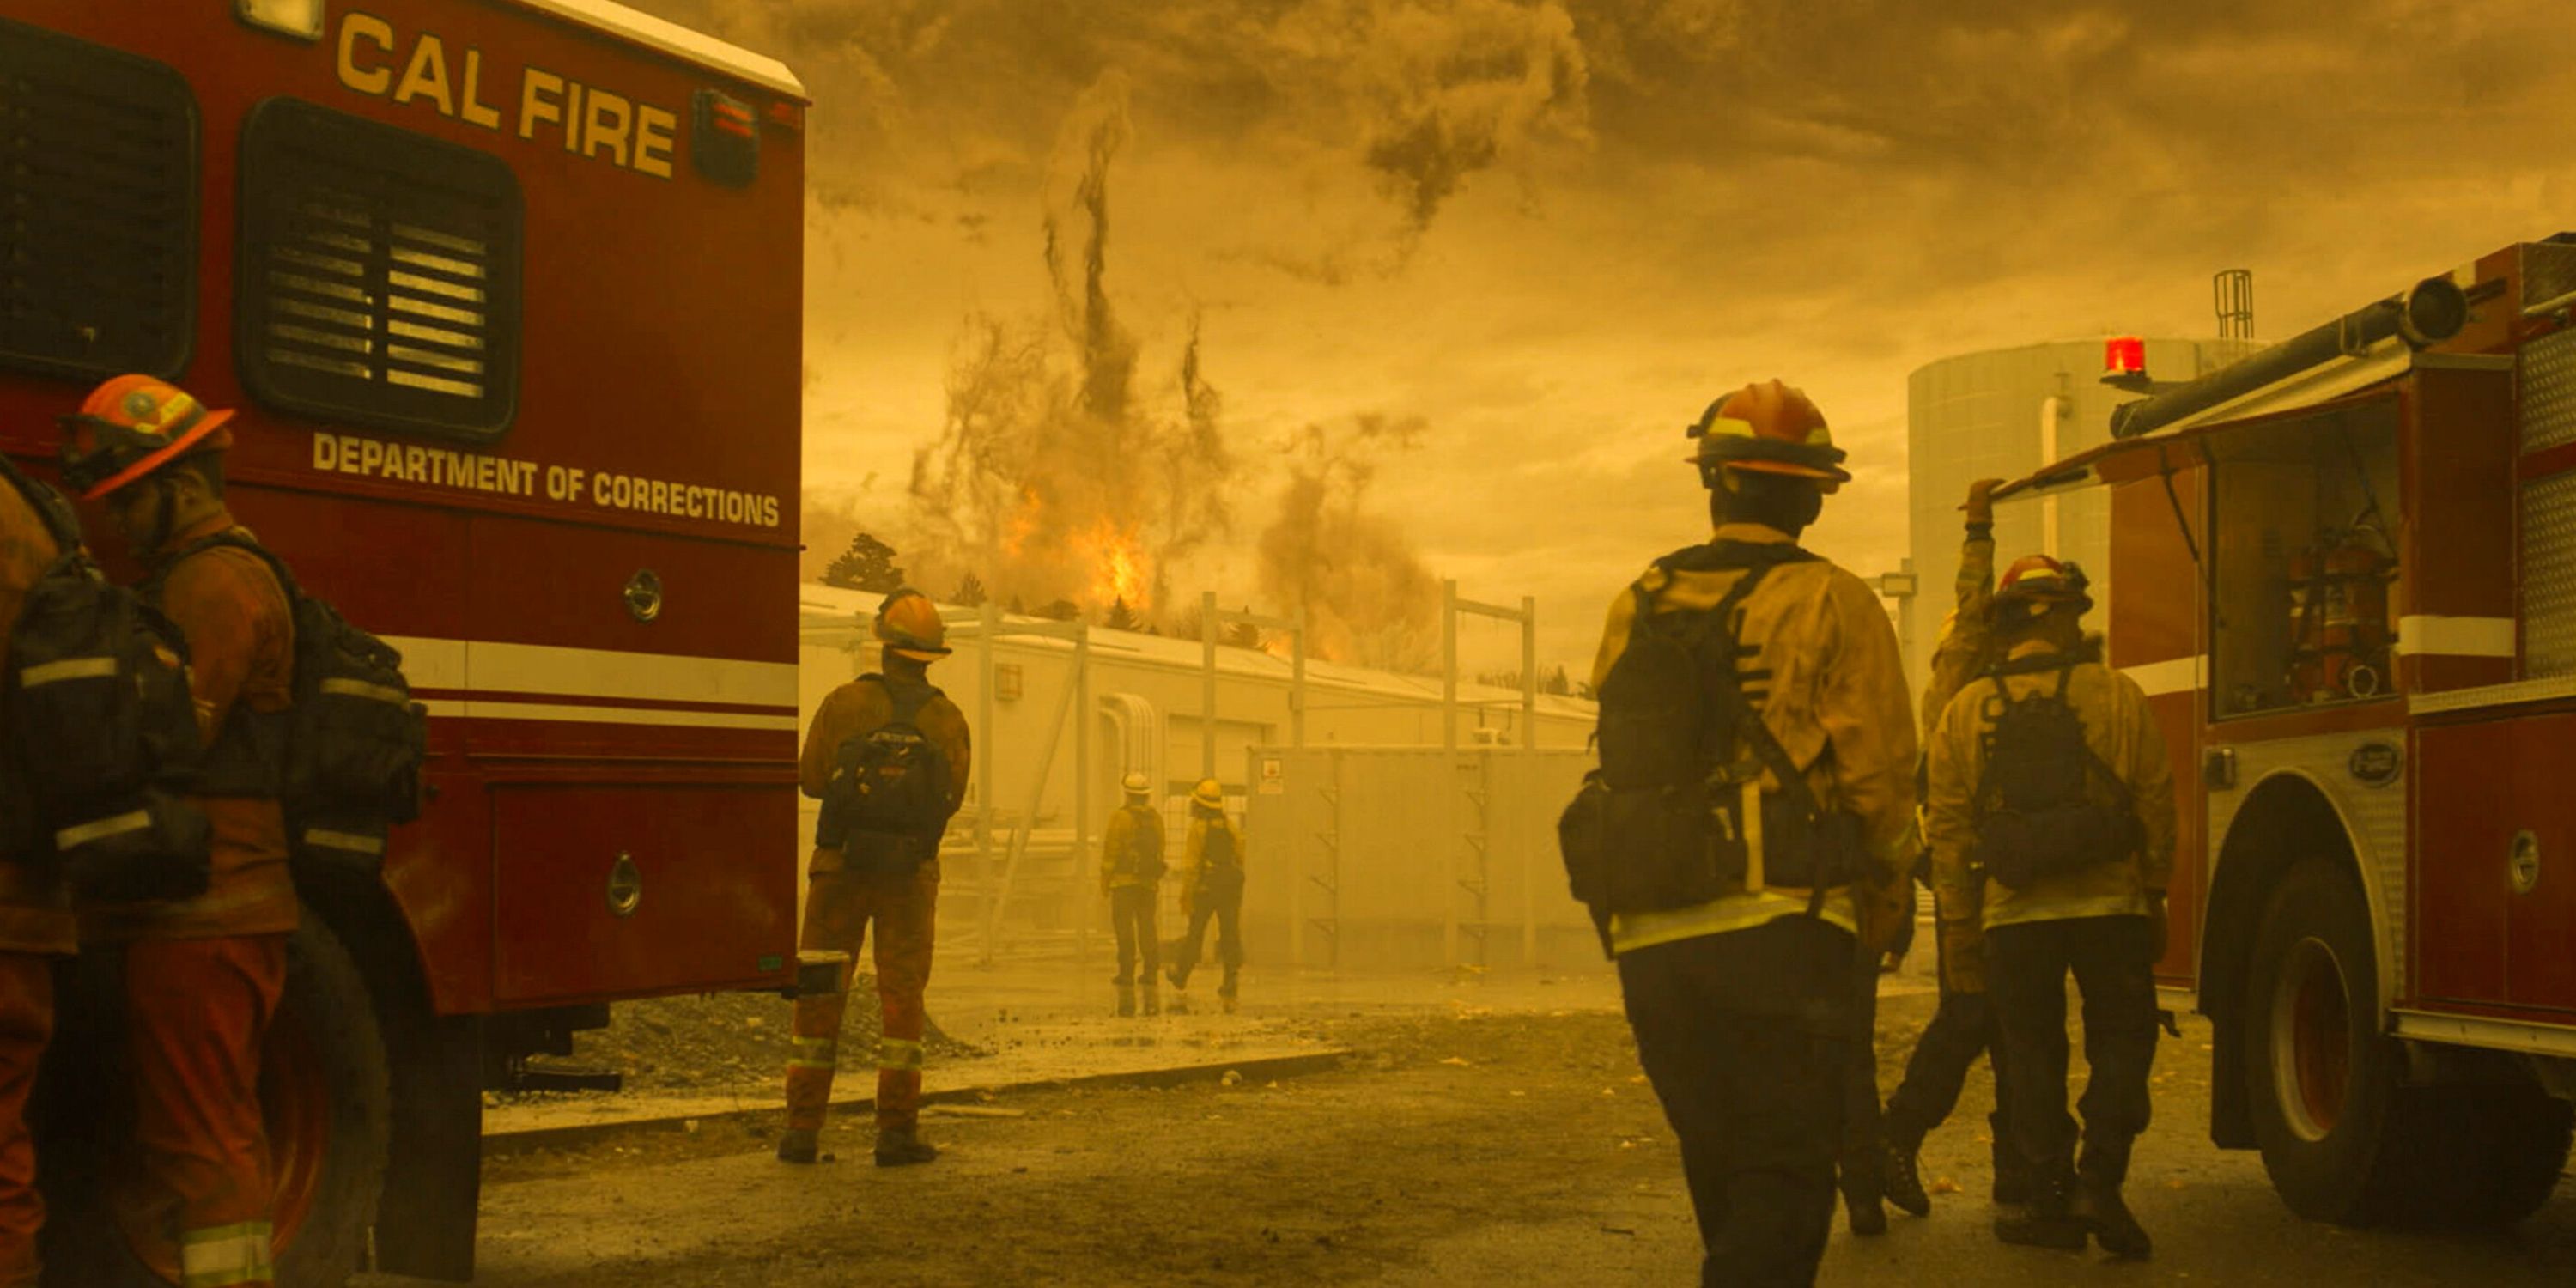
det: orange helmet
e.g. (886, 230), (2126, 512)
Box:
(874, 588), (951, 661)
(1686, 380), (1850, 492)
(1990, 555), (2093, 623)
(58, 375), (237, 501)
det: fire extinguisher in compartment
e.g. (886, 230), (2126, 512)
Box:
(2287, 526), (2395, 702)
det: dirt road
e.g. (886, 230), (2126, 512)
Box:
(368, 982), (2576, 1288)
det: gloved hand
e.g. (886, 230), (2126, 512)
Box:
(2147, 890), (2170, 961)
(1938, 920), (1987, 995)
(1963, 477), (2006, 527)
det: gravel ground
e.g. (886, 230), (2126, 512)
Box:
(501, 980), (988, 1100)
(376, 987), (2576, 1288)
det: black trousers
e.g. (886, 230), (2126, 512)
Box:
(1839, 949), (1884, 1188)
(1620, 920), (1852, 1288)
(1882, 910), (2014, 1150)
(1171, 888), (1242, 989)
(1986, 915), (2159, 1190)
(1109, 885), (1159, 986)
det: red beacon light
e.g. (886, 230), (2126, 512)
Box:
(2104, 335), (2148, 378)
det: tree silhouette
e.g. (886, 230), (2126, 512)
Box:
(954, 573), (988, 607)
(1226, 619), (1263, 650)
(1544, 665), (1573, 696)
(1104, 597), (1142, 632)
(1034, 599), (1081, 622)
(823, 532), (904, 593)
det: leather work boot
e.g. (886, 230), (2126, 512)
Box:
(2076, 1181), (2152, 1259)
(1840, 1160), (1887, 1237)
(1992, 1135), (2036, 1206)
(875, 1126), (939, 1168)
(1142, 985), (1162, 1017)
(775, 1127), (820, 1165)
(1880, 1138), (1932, 1218)
(1992, 1180), (2087, 1251)
(1164, 964), (1187, 993)
(1115, 986), (1135, 1018)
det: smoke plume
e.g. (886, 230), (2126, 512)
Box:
(1256, 415), (1443, 671)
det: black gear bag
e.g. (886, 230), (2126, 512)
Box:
(1968, 659), (2141, 890)
(817, 676), (953, 873)
(1123, 805), (1166, 883)
(0, 455), (210, 903)
(154, 533), (429, 874)
(1558, 543), (1872, 923)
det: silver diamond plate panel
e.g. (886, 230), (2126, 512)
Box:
(2207, 733), (2409, 1004)
(2523, 472), (2576, 676)
(2526, 242), (2576, 314)
(2522, 326), (2576, 452)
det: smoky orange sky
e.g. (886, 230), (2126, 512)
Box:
(633, 0), (2576, 677)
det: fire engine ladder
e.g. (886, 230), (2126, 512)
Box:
(1441, 582), (1538, 973)
(947, 605), (1093, 969)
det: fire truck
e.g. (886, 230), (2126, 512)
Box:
(2002, 236), (2576, 1224)
(1, 1), (805, 1282)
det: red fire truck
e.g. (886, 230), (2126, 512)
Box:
(2, 1), (805, 1282)
(2003, 237), (2576, 1224)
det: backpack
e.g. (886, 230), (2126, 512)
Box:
(817, 676), (954, 872)
(1558, 542), (1870, 920)
(1123, 805), (1166, 882)
(156, 533), (428, 872)
(1969, 661), (2142, 890)
(0, 455), (210, 903)
(1195, 817), (1242, 900)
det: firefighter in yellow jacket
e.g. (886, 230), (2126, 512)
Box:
(780, 589), (971, 1168)
(1879, 477), (2031, 1216)
(1926, 556), (2174, 1258)
(1167, 779), (1246, 1010)
(1101, 772), (1164, 1018)
(1576, 380), (1917, 1287)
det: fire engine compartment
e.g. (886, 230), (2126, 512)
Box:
(2206, 398), (2403, 720)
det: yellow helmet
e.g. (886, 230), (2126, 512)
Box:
(1190, 778), (1224, 809)
(1121, 771), (1151, 797)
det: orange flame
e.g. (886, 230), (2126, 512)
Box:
(999, 489), (1044, 558)
(1072, 519), (1151, 613)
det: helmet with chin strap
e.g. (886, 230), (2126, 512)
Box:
(58, 374), (236, 502)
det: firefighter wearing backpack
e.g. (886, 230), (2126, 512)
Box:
(780, 588), (971, 1169)
(1101, 772), (1165, 1018)
(1166, 778), (1244, 1010)
(1879, 477), (2032, 1218)
(1925, 555), (2173, 1260)
(1567, 380), (1917, 1288)
(57, 376), (298, 1288)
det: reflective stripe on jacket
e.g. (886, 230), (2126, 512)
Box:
(1589, 523), (1920, 955)
(1927, 639), (2177, 933)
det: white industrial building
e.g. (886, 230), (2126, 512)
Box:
(797, 582), (1601, 971)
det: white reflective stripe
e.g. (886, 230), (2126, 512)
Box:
(789, 1036), (837, 1071)
(56, 809), (151, 850)
(2123, 656), (2206, 698)
(378, 635), (796, 709)
(179, 1221), (274, 1287)
(319, 676), (408, 704)
(2396, 615), (2516, 659)
(19, 656), (117, 687)
(415, 698), (798, 731)
(878, 1036), (924, 1071)
(303, 828), (386, 855)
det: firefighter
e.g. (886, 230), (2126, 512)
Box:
(1585, 380), (1917, 1287)
(1879, 477), (2031, 1217)
(1101, 772), (1164, 1018)
(1165, 778), (1245, 1012)
(779, 588), (971, 1169)
(0, 467), (72, 1288)
(1925, 556), (2173, 1259)
(57, 375), (297, 1288)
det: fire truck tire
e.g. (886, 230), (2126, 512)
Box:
(2241, 858), (2423, 1224)
(270, 915), (393, 1287)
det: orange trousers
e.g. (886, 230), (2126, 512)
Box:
(0, 955), (52, 1288)
(113, 936), (287, 1288)
(785, 865), (939, 1134)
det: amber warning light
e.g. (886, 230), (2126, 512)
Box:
(2104, 336), (2148, 378)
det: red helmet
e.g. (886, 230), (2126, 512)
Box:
(1990, 555), (2093, 623)
(1686, 380), (1850, 491)
(58, 374), (237, 501)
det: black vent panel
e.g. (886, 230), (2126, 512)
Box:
(0, 19), (197, 382)
(238, 97), (521, 440)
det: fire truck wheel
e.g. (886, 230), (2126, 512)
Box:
(2241, 858), (2417, 1224)
(266, 916), (393, 1287)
